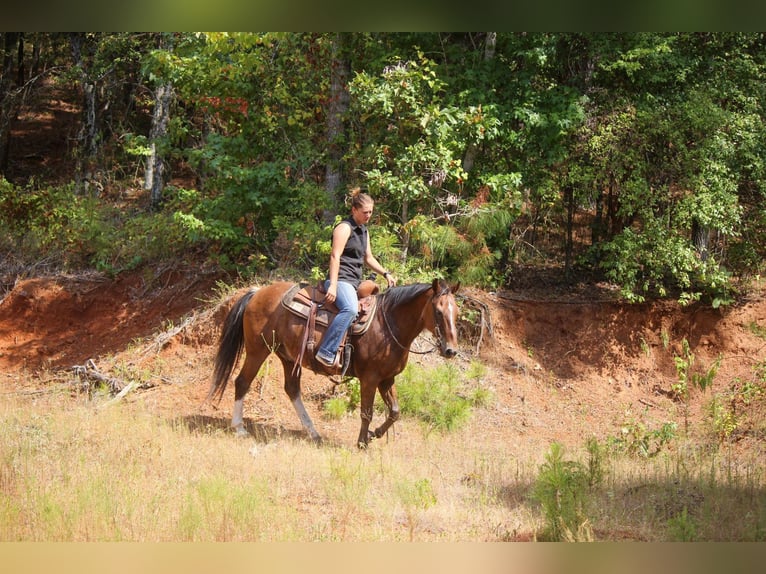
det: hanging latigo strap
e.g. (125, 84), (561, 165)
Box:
(292, 291), (318, 378)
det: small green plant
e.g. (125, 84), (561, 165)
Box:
(396, 477), (437, 542)
(707, 393), (739, 443)
(706, 368), (766, 443)
(396, 363), (472, 434)
(666, 507), (698, 541)
(467, 385), (494, 408)
(747, 321), (766, 340)
(607, 415), (677, 458)
(640, 336), (652, 358)
(462, 361), (494, 407)
(465, 360), (487, 382)
(672, 338), (721, 433)
(531, 442), (591, 541)
(585, 437), (606, 488)
(322, 378), (360, 419)
(660, 328), (670, 350)
(673, 339), (721, 395)
(323, 397), (349, 420)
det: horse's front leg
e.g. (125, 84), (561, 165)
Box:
(356, 378), (377, 448)
(373, 378), (400, 439)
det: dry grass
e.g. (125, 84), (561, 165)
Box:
(0, 385), (535, 541)
(2, 378), (765, 542)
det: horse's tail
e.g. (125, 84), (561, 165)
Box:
(208, 289), (257, 404)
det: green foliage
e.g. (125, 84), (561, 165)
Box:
(666, 507), (698, 542)
(396, 477), (437, 542)
(322, 378), (360, 420)
(405, 215), (472, 269)
(325, 349), (494, 430)
(322, 397), (349, 421)
(0, 180), (204, 274)
(607, 419), (678, 459)
(347, 51), (509, 287)
(531, 442), (592, 541)
(672, 339), (721, 401)
(7, 33), (766, 299)
(585, 437), (606, 489)
(706, 364), (766, 443)
(396, 363), (488, 434)
(747, 321), (766, 340)
(598, 220), (734, 306)
(706, 394), (740, 443)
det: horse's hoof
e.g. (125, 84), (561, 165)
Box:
(232, 425), (250, 438)
(357, 431), (376, 449)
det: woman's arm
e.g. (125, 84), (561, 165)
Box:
(324, 222), (352, 303)
(364, 234), (396, 287)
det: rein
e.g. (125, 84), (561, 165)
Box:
(381, 288), (449, 355)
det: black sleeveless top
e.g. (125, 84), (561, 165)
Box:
(335, 216), (367, 288)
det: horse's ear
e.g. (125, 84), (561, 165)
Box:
(432, 278), (441, 293)
(451, 281), (461, 295)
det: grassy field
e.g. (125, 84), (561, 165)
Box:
(2, 373), (764, 542)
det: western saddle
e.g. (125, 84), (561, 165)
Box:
(281, 279), (380, 375)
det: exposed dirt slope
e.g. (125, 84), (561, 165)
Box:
(1, 271), (764, 456)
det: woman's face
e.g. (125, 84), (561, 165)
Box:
(352, 202), (374, 225)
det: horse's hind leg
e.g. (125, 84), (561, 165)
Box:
(280, 359), (321, 443)
(231, 351), (267, 437)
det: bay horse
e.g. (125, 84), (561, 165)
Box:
(208, 278), (460, 448)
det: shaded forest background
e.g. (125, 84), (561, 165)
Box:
(1, 32), (765, 305)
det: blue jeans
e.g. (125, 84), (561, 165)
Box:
(316, 279), (358, 362)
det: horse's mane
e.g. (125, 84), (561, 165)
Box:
(378, 283), (432, 313)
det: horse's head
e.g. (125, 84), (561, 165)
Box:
(429, 278), (460, 359)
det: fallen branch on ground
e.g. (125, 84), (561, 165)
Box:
(71, 359), (128, 394)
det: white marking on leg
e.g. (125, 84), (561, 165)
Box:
(291, 396), (321, 442)
(231, 398), (245, 429)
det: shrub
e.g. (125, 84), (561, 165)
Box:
(531, 442), (592, 541)
(396, 363), (472, 434)
(322, 378), (360, 420)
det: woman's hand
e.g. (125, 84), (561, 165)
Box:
(324, 283), (337, 304)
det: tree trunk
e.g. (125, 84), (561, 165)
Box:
(692, 219), (710, 262)
(564, 183), (575, 276)
(591, 183), (605, 247)
(324, 32), (350, 222)
(16, 33), (24, 86)
(400, 197), (410, 263)
(461, 32), (495, 175)
(70, 32), (101, 195)
(0, 33), (20, 175)
(483, 31), (497, 60)
(145, 81), (174, 209)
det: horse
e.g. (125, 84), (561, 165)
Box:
(208, 278), (460, 448)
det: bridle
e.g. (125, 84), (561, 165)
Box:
(382, 287), (451, 355)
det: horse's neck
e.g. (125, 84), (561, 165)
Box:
(389, 290), (430, 344)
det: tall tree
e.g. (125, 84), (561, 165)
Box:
(323, 32), (350, 222)
(0, 33), (20, 174)
(144, 34), (175, 210)
(69, 32), (100, 194)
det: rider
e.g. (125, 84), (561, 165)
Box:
(315, 190), (396, 367)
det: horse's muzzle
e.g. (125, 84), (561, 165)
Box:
(442, 346), (458, 359)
